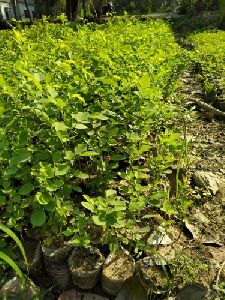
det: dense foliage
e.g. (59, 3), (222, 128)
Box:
(0, 18), (188, 253)
(190, 31), (225, 100)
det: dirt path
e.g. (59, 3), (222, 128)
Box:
(172, 68), (225, 294)
(179, 69), (225, 173)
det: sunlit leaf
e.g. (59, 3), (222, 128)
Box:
(74, 123), (88, 129)
(53, 121), (68, 132)
(81, 202), (94, 212)
(74, 144), (87, 155)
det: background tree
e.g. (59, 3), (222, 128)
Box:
(94, 0), (104, 18)
(24, 0), (32, 21)
(66, 0), (79, 20)
(82, 0), (87, 17)
(219, 0), (225, 29)
(32, 0), (219, 20)
(34, 0), (59, 17)
(179, 0), (218, 15)
(11, 0), (18, 20)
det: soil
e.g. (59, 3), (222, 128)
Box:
(102, 251), (134, 281)
(178, 70), (225, 173)
(140, 263), (168, 290)
(70, 250), (102, 272)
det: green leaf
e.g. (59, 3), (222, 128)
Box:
(47, 86), (58, 98)
(105, 212), (117, 225)
(0, 74), (6, 87)
(0, 224), (28, 267)
(65, 151), (74, 160)
(0, 196), (6, 205)
(74, 123), (88, 129)
(9, 152), (30, 166)
(80, 151), (99, 157)
(151, 191), (168, 199)
(46, 179), (64, 192)
(83, 195), (94, 204)
(33, 71), (45, 82)
(92, 215), (106, 226)
(39, 164), (54, 178)
(160, 132), (180, 143)
(54, 98), (66, 109)
(99, 77), (115, 85)
(53, 121), (68, 132)
(6, 165), (18, 176)
(136, 185), (151, 192)
(77, 216), (87, 227)
(108, 127), (119, 137)
(52, 152), (62, 163)
(89, 112), (108, 120)
(63, 228), (74, 237)
(111, 203), (126, 211)
(0, 251), (23, 279)
(150, 199), (161, 206)
(105, 189), (117, 197)
(141, 214), (155, 220)
(72, 112), (90, 123)
(31, 209), (47, 227)
(74, 170), (89, 179)
(35, 192), (50, 205)
(164, 169), (173, 174)
(18, 182), (34, 195)
(138, 227), (150, 233)
(108, 139), (117, 146)
(162, 200), (178, 215)
(139, 74), (150, 88)
(74, 185), (82, 192)
(55, 164), (70, 176)
(71, 94), (85, 103)
(81, 202), (94, 212)
(45, 201), (56, 212)
(111, 154), (126, 161)
(0, 104), (5, 115)
(74, 144), (87, 155)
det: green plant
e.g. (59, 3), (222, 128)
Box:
(170, 254), (208, 287)
(0, 17), (188, 252)
(214, 281), (225, 299)
(0, 224), (27, 279)
(190, 30), (225, 101)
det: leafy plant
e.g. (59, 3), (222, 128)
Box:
(170, 254), (208, 288)
(0, 17), (188, 252)
(190, 31), (225, 101)
(0, 223), (27, 279)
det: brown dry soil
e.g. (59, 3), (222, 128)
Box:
(169, 69), (225, 294)
(102, 251), (135, 281)
(70, 250), (101, 272)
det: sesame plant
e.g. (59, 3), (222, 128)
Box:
(0, 17), (188, 253)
